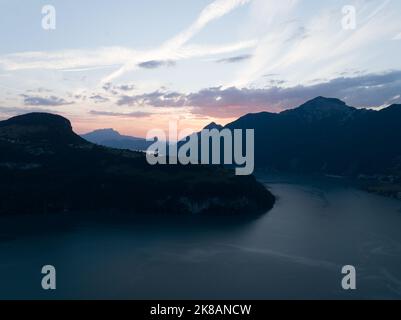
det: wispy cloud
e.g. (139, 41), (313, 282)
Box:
(0, 106), (56, 115)
(0, 41), (256, 81)
(102, 0), (252, 83)
(0, 47), (135, 71)
(230, 0), (401, 88)
(117, 91), (187, 107)
(138, 60), (176, 69)
(216, 54), (252, 64)
(89, 110), (152, 118)
(102, 83), (135, 95)
(116, 84), (135, 91)
(90, 95), (109, 104)
(21, 94), (74, 106)
(162, 0), (251, 48)
(393, 32), (401, 40)
(0, 0), (256, 89)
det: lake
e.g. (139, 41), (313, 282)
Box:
(1, 174), (401, 299)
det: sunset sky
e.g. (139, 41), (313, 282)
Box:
(1, 0), (401, 137)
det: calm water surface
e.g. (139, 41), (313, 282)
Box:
(1, 174), (401, 299)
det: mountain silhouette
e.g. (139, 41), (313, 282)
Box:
(0, 112), (87, 145)
(226, 97), (401, 175)
(0, 113), (274, 215)
(203, 122), (224, 131)
(81, 128), (152, 151)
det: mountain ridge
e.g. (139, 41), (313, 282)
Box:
(81, 128), (152, 151)
(0, 113), (275, 215)
(226, 96), (401, 176)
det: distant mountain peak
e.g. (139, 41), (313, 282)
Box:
(299, 96), (348, 109)
(82, 128), (123, 141)
(81, 127), (151, 151)
(281, 97), (354, 121)
(203, 122), (223, 130)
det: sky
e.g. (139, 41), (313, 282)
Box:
(0, 0), (401, 137)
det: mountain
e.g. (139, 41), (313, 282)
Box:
(0, 113), (274, 215)
(203, 122), (224, 131)
(226, 97), (401, 176)
(81, 128), (152, 151)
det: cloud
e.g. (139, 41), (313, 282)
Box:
(102, 82), (118, 95)
(362, 0), (392, 23)
(60, 65), (119, 73)
(102, 0), (252, 82)
(117, 91), (187, 107)
(266, 79), (286, 86)
(0, 47), (135, 71)
(117, 84), (135, 91)
(393, 32), (401, 40)
(138, 60), (176, 69)
(27, 88), (53, 94)
(90, 95), (109, 103)
(216, 54), (252, 64)
(0, 106), (56, 116)
(115, 70), (401, 118)
(163, 0), (251, 49)
(0, 40), (256, 77)
(102, 83), (135, 95)
(229, 0), (401, 88)
(21, 95), (74, 106)
(89, 110), (151, 118)
(2, 0), (400, 119)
